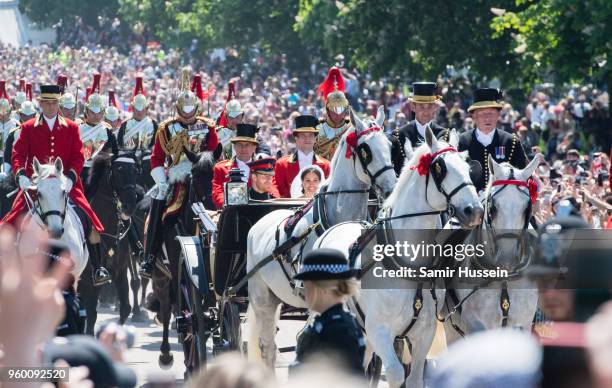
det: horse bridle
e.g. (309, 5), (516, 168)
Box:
(24, 182), (69, 232)
(108, 156), (139, 214)
(349, 126), (394, 193)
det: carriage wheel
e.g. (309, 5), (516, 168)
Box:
(220, 300), (242, 352)
(191, 282), (209, 368)
(366, 354), (382, 388)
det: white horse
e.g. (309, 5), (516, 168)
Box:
(246, 107), (397, 366)
(312, 126), (483, 388)
(19, 157), (88, 277)
(443, 154), (541, 344)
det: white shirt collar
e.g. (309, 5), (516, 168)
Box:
(297, 150), (314, 168)
(44, 115), (57, 131)
(415, 119), (431, 139)
(236, 158), (251, 182)
(475, 128), (496, 147)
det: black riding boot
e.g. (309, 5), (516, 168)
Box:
(89, 242), (111, 286)
(140, 196), (165, 279)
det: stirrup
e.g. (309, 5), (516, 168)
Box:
(94, 268), (112, 287)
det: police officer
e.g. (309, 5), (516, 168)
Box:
(459, 88), (528, 192)
(291, 248), (365, 376)
(390, 82), (448, 176)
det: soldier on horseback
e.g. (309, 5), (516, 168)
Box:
(314, 67), (352, 161)
(0, 80), (19, 175)
(216, 81), (244, 160)
(139, 67), (220, 279)
(117, 76), (158, 153)
(1, 84), (110, 286)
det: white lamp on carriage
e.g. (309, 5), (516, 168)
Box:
(224, 167), (249, 206)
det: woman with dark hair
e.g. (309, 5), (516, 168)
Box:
(290, 165), (324, 198)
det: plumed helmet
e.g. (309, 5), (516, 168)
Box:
(15, 79), (26, 105)
(175, 67), (201, 116)
(105, 105), (120, 122)
(19, 100), (37, 116)
(85, 93), (105, 114)
(0, 80), (11, 115)
(225, 99), (243, 118)
(59, 92), (76, 110)
(131, 75), (148, 111)
(318, 66), (349, 114)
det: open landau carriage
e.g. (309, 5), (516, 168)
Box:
(175, 196), (313, 369)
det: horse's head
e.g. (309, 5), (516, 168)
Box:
(31, 157), (70, 238)
(419, 126), (483, 228)
(110, 153), (140, 219)
(484, 154), (541, 269)
(190, 148), (219, 210)
(345, 106), (396, 198)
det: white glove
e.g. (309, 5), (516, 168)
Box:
(18, 175), (32, 190)
(0, 171), (7, 180)
(65, 178), (74, 192)
(2, 163), (11, 174)
(150, 166), (169, 199)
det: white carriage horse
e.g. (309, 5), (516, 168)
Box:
(246, 107), (397, 366)
(18, 157), (88, 277)
(312, 126), (483, 388)
(443, 154), (542, 344)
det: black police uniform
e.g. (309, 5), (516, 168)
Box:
(390, 120), (449, 176)
(292, 303), (365, 376)
(458, 128), (528, 192)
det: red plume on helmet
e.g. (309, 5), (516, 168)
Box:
(91, 73), (101, 94)
(0, 80), (10, 101)
(18, 79), (25, 92)
(133, 75), (146, 97)
(191, 74), (204, 101)
(108, 90), (118, 108)
(25, 83), (33, 101)
(218, 81), (236, 127)
(317, 66), (345, 102)
(57, 74), (68, 93)
(85, 87), (92, 101)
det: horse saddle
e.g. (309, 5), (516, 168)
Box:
(283, 199), (315, 237)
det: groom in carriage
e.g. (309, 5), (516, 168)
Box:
(1, 84), (111, 286)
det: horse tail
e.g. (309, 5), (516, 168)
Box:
(246, 304), (262, 362)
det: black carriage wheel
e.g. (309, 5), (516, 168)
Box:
(220, 300), (241, 352)
(366, 353), (382, 388)
(191, 281), (208, 368)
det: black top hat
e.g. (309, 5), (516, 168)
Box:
(468, 88), (504, 112)
(294, 248), (358, 281)
(294, 115), (319, 133)
(39, 85), (62, 101)
(231, 123), (259, 144)
(410, 82), (441, 103)
(248, 157), (276, 176)
(43, 335), (137, 387)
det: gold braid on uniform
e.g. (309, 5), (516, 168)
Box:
(156, 119), (190, 168)
(393, 128), (406, 160)
(508, 134), (518, 162)
(483, 148), (490, 185)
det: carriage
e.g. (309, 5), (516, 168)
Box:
(175, 197), (312, 369)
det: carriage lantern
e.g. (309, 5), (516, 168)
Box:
(224, 167), (248, 206)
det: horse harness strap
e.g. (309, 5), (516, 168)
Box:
(397, 283), (424, 340)
(500, 281), (510, 327)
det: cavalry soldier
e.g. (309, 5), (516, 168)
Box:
(79, 73), (119, 191)
(2, 95), (38, 174)
(139, 68), (220, 279)
(12, 79), (27, 122)
(273, 115), (330, 198)
(390, 82), (449, 176)
(458, 88), (528, 192)
(247, 156), (277, 200)
(314, 67), (352, 160)
(216, 81), (244, 159)
(117, 75), (158, 152)
(104, 91), (122, 131)
(1, 84), (111, 286)
(0, 80), (19, 173)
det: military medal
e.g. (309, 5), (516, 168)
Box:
(495, 146), (505, 159)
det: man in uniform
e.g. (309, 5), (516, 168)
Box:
(139, 68), (220, 279)
(216, 81), (244, 159)
(117, 76), (158, 152)
(58, 75), (78, 122)
(212, 123), (279, 209)
(390, 82), (449, 176)
(1, 84), (110, 286)
(314, 67), (352, 160)
(0, 80), (19, 173)
(247, 156), (277, 200)
(273, 115), (330, 197)
(458, 88), (528, 192)
(79, 74), (119, 196)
